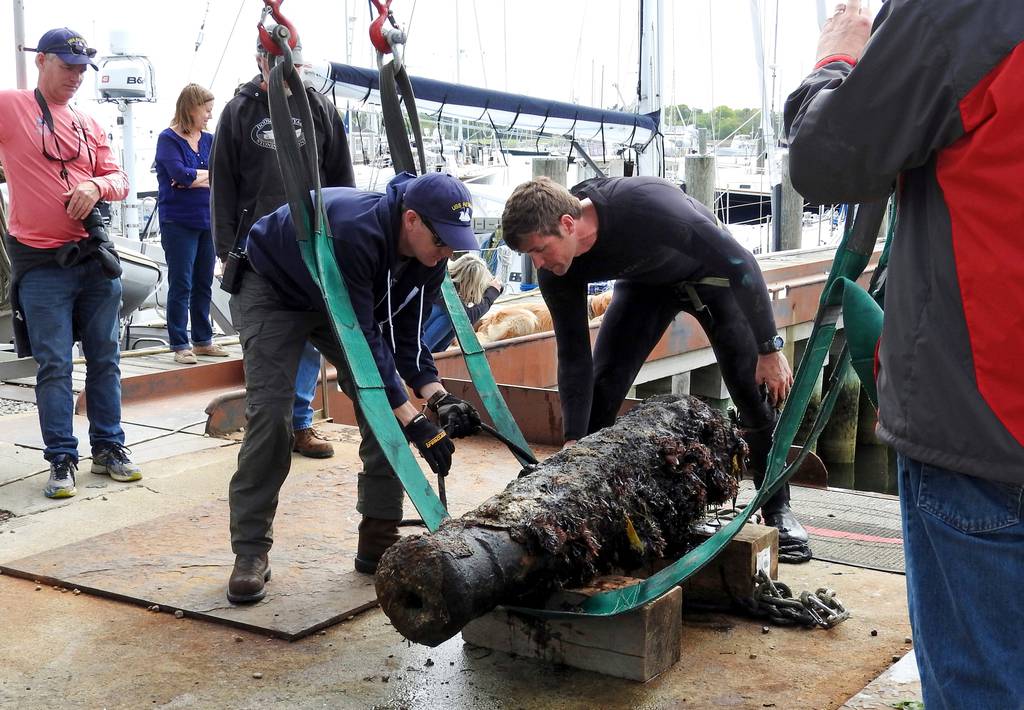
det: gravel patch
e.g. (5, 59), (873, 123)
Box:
(0, 397), (36, 416)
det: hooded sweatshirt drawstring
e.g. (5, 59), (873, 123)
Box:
(386, 268), (397, 353)
(415, 288), (425, 370)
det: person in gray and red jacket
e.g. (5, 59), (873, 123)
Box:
(785, 1), (1024, 707)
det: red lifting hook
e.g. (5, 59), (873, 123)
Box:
(369, 0), (395, 54)
(257, 0), (299, 56)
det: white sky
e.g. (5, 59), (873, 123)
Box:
(1, 0), (872, 117)
(1, 0), (880, 182)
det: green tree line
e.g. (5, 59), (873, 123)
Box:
(664, 104), (765, 141)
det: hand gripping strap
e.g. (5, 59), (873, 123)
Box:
(440, 276), (536, 466)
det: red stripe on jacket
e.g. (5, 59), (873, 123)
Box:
(937, 42), (1024, 446)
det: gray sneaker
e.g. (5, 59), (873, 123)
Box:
(91, 444), (142, 482)
(43, 456), (78, 499)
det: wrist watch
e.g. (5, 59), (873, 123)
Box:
(757, 334), (785, 355)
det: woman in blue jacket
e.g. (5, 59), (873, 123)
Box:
(154, 84), (227, 364)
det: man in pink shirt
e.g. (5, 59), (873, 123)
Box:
(0, 28), (142, 498)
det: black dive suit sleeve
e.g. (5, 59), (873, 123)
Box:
(539, 270), (593, 442)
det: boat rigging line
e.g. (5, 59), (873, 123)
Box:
(210, 0), (249, 88)
(187, 0), (212, 80)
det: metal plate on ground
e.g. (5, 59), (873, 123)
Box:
(0, 384), (37, 404)
(1, 412), (167, 457)
(738, 482), (904, 573)
(0, 442), (43, 486)
(0, 413), (228, 468)
(0, 468), (378, 639)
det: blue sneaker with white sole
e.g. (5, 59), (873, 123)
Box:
(91, 444), (142, 482)
(43, 456), (78, 499)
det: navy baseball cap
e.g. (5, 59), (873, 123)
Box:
(26, 28), (98, 69)
(403, 172), (478, 251)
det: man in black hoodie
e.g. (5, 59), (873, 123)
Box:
(210, 34), (353, 459)
(225, 172), (482, 603)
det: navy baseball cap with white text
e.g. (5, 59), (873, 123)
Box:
(403, 172), (478, 252)
(25, 28), (98, 69)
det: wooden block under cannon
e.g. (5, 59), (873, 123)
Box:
(681, 523), (778, 607)
(461, 576), (682, 682)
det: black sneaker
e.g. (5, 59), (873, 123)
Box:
(43, 456), (78, 499)
(91, 444), (142, 482)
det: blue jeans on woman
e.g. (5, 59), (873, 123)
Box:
(160, 222), (215, 351)
(292, 341), (321, 431)
(898, 454), (1024, 710)
(18, 259), (125, 462)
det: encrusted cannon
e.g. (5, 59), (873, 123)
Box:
(375, 394), (747, 646)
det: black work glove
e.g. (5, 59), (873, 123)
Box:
(427, 392), (482, 439)
(403, 413), (455, 476)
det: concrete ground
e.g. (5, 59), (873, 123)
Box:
(0, 420), (922, 709)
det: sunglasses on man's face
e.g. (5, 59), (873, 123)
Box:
(421, 217), (446, 249)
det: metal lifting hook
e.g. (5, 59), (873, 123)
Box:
(369, 0), (407, 66)
(257, 0), (299, 56)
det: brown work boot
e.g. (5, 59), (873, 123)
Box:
(354, 517), (401, 574)
(226, 553), (271, 604)
(293, 427), (334, 459)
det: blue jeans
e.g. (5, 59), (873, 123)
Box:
(160, 222), (215, 351)
(292, 341), (320, 431)
(898, 454), (1024, 709)
(18, 259), (125, 462)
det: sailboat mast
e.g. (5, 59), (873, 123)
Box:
(638, 0), (664, 176)
(749, 0), (777, 185)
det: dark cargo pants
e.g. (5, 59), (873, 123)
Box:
(587, 279), (790, 513)
(228, 271), (406, 556)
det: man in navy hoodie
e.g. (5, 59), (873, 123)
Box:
(226, 172), (481, 603)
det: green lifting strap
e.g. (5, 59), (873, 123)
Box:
(299, 229), (450, 530)
(508, 198), (894, 620)
(374, 48), (534, 467)
(264, 35), (449, 532)
(841, 280), (883, 408)
(440, 277), (536, 466)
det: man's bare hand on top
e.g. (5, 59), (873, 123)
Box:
(63, 180), (101, 221)
(817, 0), (873, 63)
(756, 351), (794, 408)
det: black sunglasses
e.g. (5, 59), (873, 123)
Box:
(36, 40), (97, 58)
(420, 216), (446, 249)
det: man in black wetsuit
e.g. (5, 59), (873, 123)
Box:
(501, 176), (810, 562)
